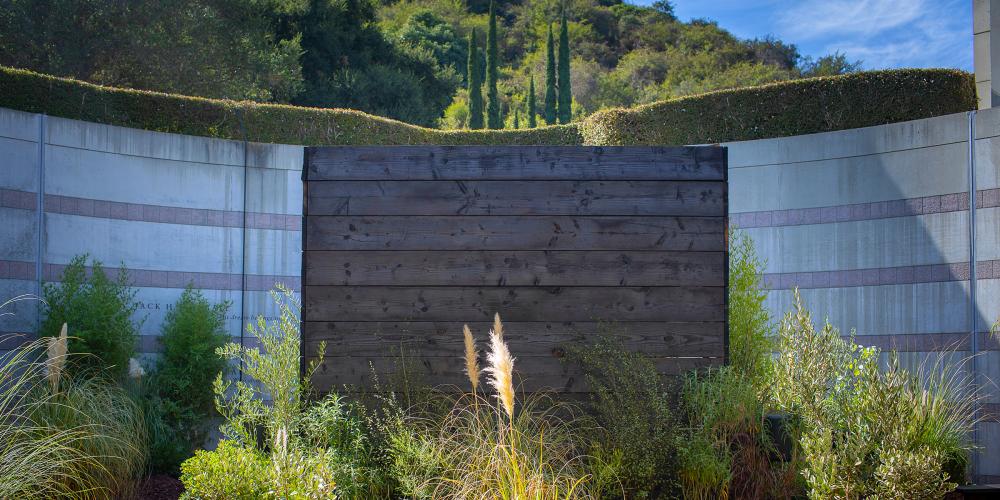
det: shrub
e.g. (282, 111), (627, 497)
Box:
(183, 284), (368, 498)
(0, 65), (973, 146)
(772, 290), (976, 498)
(40, 254), (142, 378)
(565, 331), (680, 498)
(728, 228), (774, 385)
(146, 286), (231, 475)
(179, 440), (271, 500)
(582, 69), (976, 145)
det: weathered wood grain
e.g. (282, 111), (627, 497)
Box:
(307, 354), (720, 393)
(302, 321), (725, 358)
(303, 286), (724, 322)
(304, 216), (725, 251)
(302, 145), (728, 393)
(307, 180), (725, 216)
(304, 250), (725, 287)
(305, 146), (726, 181)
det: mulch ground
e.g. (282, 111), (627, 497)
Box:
(135, 475), (184, 500)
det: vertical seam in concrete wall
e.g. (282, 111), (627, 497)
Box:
(35, 113), (45, 327)
(968, 110), (981, 479)
(238, 110), (248, 383)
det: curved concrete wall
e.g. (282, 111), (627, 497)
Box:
(727, 108), (1000, 481)
(0, 104), (997, 480)
(0, 107), (301, 359)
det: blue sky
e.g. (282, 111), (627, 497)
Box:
(629, 0), (973, 71)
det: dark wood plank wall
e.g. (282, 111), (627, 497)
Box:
(303, 146), (728, 393)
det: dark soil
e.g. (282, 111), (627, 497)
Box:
(136, 475), (184, 500)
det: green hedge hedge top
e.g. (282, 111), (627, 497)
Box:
(0, 66), (975, 146)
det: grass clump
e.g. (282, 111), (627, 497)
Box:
(384, 314), (599, 499)
(0, 295), (148, 498)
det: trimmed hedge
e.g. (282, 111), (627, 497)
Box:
(581, 69), (977, 145)
(0, 66), (975, 146)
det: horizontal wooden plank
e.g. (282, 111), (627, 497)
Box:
(308, 354), (721, 393)
(304, 250), (725, 287)
(305, 146), (726, 181)
(306, 180), (725, 216)
(302, 321), (725, 358)
(302, 286), (725, 322)
(304, 216), (726, 251)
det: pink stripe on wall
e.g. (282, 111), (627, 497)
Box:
(0, 260), (298, 291)
(731, 187), (1000, 229)
(0, 188), (301, 231)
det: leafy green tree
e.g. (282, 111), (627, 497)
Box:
(0, 0), (304, 101)
(544, 24), (557, 125)
(557, 8), (572, 124)
(41, 255), (141, 379)
(398, 10), (466, 75)
(467, 28), (484, 129)
(527, 75), (537, 128)
(485, 0), (501, 129)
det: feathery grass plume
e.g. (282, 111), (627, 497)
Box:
(492, 312), (504, 340)
(484, 314), (515, 420)
(463, 324), (480, 392)
(46, 322), (68, 393)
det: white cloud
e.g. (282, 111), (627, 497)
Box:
(779, 0), (925, 39)
(775, 0), (971, 70)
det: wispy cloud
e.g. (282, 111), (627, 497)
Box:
(774, 0), (970, 69)
(779, 0), (925, 39)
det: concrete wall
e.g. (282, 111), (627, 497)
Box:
(0, 107), (302, 361)
(727, 108), (1000, 482)
(1, 104), (998, 480)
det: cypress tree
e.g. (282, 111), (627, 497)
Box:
(467, 29), (484, 130)
(485, 0), (501, 129)
(557, 8), (571, 124)
(514, 107), (520, 129)
(527, 75), (537, 128)
(544, 24), (557, 125)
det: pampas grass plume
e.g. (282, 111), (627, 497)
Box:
(463, 324), (480, 392)
(484, 314), (515, 420)
(46, 322), (68, 393)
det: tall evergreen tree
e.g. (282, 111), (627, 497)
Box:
(485, 0), (501, 129)
(467, 28), (484, 129)
(513, 107), (520, 129)
(557, 8), (572, 124)
(544, 24), (557, 125)
(527, 75), (537, 128)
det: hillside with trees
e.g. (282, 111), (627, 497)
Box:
(0, 0), (859, 129)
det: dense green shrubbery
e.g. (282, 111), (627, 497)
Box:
(147, 286), (231, 475)
(41, 255), (142, 379)
(566, 331), (681, 498)
(581, 69), (976, 145)
(0, 65), (973, 146)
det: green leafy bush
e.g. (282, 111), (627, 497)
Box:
(728, 228), (774, 385)
(180, 440), (271, 500)
(182, 284), (383, 498)
(565, 331), (680, 498)
(772, 290), (976, 498)
(40, 254), (142, 378)
(146, 286), (231, 475)
(0, 65), (973, 146)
